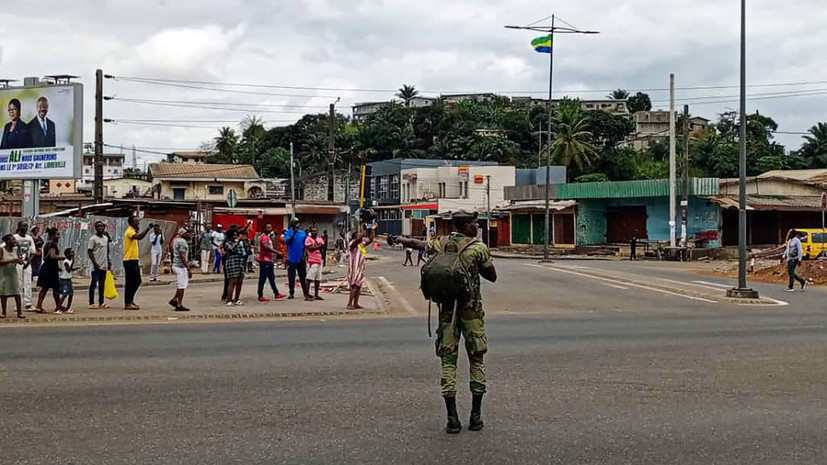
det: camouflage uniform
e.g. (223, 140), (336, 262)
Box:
(427, 233), (493, 398)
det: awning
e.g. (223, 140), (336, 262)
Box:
(706, 195), (823, 211)
(495, 199), (577, 213)
(402, 203), (438, 210)
(213, 205), (346, 216)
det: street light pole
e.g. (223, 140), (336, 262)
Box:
(505, 16), (598, 261)
(728, 0), (759, 299)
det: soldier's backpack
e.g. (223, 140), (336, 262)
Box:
(420, 236), (477, 306)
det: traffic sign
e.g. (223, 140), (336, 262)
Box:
(227, 189), (238, 208)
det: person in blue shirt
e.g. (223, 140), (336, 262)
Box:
(283, 217), (310, 300)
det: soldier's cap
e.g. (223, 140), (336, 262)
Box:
(449, 209), (478, 219)
(290, 217), (300, 225)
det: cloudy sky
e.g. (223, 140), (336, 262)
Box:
(2, 0), (825, 167)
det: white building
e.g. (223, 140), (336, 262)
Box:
(78, 151), (125, 192)
(400, 164), (515, 235)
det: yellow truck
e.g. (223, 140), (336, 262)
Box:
(786, 228), (827, 260)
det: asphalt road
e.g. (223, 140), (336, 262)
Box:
(4, 252), (827, 464)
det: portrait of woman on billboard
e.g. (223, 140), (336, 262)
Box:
(0, 99), (29, 149)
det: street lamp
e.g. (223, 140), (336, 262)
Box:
(505, 16), (598, 261)
(727, 0), (759, 299)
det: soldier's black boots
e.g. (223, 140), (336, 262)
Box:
(444, 396), (462, 434)
(469, 394), (484, 431)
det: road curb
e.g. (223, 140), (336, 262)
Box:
(0, 309), (376, 325)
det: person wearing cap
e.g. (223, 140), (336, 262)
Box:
(211, 224), (225, 274)
(169, 228), (193, 312)
(387, 209), (497, 434)
(283, 218), (310, 300)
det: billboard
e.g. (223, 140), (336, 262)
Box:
(0, 84), (82, 179)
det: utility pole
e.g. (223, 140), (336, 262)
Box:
(94, 69), (104, 204)
(486, 175), (492, 247)
(289, 142), (296, 219)
(504, 15), (598, 261)
(345, 163), (351, 235)
(728, 0), (758, 298)
(328, 99), (339, 202)
(668, 73), (676, 247)
(681, 104), (690, 248)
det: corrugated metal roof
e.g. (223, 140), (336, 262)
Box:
(758, 169), (827, 181)
(556, 178), (718, 199)
(709, 195), (823, 211)
(149, 163), (260, 180)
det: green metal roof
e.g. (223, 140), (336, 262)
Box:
(555, 178), (719, 199)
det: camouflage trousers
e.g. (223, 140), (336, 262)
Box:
(436, 300), (488, 398)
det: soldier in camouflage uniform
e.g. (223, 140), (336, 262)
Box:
(389, 210), (497, 434)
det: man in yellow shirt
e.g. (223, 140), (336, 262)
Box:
(123, 215), (152, 310)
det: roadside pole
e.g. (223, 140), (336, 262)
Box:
(94, 69), (104, 204)
(668, 73), (676, 247)
(681, 104), (690, 248)
(289, 142), (296, 219)
(486, 175), (491, 247)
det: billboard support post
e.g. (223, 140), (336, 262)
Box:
(94, 69), (104, 204)
(21, 180), (38, 219)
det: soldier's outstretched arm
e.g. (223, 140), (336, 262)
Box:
(389, 235), (427, 251)
(480, 263), (497, 283)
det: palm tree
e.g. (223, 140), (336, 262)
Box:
(801, 122), (827, 167)
(549, 106), (597, 175)
(396, 84), (419, 107)
(214, 127), (239, 162)
(607, 89), (630, 100)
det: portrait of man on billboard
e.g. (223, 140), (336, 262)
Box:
(27, 96), (56, 148)
(0, 98), (29, 149)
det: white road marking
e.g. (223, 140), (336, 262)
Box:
(604, 284), (629, 290)
(657, 278), (729, 292)
(692, 280), (732, 289)
(377, 276), (419, 315)
(528, 264), (718, 303)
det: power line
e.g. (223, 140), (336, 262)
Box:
(107, 97), (332, 109)
(105, 98), (320, 114)
(109, 77), (341, 99)
(108, 74), (827, 96)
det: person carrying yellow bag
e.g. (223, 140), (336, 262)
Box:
(87, 221), (113, 309)
(104, 270), (118, 300)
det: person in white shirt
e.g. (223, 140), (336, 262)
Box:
(148, 224), (164, 282)
(211, 225), (226, 273)
(12, 221), (34, 309)
(57, 248), (78, 314)
(782, 229), (807, 292)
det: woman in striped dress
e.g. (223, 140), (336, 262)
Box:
(223, 229), (246, 306)
(346, 225), (375, 310)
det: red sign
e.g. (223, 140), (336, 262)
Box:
(474, 175), (484, 184)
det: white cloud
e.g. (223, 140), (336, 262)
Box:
(1, 0), (825, 154)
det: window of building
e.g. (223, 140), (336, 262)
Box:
(438, 182), (446, 198)
(173, 188), (186, 200)
(390, 174), (399, 199)
(369, 177), (376, 198)
(208, 185), (224, 195)
(379, 176), (389, 198)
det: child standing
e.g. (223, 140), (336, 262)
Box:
(57, 248), (78, 314)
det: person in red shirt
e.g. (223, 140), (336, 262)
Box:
(257, 224), (286, 302)
(304, 226), (325, 301)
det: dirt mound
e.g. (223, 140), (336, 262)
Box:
(713, 259), (827, 285)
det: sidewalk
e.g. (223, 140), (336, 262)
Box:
(490, 250), (616, 260)
(2, 267), (385, 325)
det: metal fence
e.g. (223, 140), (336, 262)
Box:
(3, 216), (178, 276)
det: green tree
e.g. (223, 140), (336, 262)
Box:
(213, 127), (239, 162)
(549, 104), (597, 178)
(396, 84), (419, 107)
(799, 122), (827, 168)
(626, 92), (652, 113)
(607, 89), (630, 100)
(574, 173), (609, 183)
